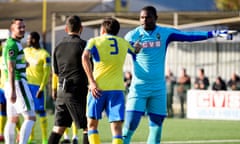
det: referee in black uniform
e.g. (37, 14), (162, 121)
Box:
(48, 15), (89, 144)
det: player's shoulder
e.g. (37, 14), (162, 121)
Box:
(38, 48), (50, 58)
(79, 38), (87, 47)
(88, 35), (104, 44)
(23, 47), (30, 52)
(5, 38), (17, 48)
(127, 26), (142, 35)
(155, 25), (176, 32)
(125, 26), (143, 40)
(116, 35), (130, 43)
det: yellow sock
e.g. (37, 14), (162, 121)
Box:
(40, 116), (48, 140)
(88, 131), (101, 144)
(29, 123), (35, 141)
(72, 123), (78, 138)
(16, 120), (21, 134)
(0, 115), (6, 135)
(63, 128), (70, 139)
(112, 138), (123, 144)
(112, 136), (123, 144)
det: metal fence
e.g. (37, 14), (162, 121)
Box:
(166, 40), (240, 87)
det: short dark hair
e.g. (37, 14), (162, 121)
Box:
(66, 15), (82, 32)
(101, 17), (120, 35)
(11, 18), (24, 25)
(141, 6), (157, 19)
(30, 31), (40, 42)
(200, 68), (205, 74)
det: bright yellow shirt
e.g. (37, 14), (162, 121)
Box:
(85, 35), (135, 90)
(24, 47), (51, 90)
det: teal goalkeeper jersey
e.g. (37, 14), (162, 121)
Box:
(125, 25), (211, 91)
(3, 37), (27, 81)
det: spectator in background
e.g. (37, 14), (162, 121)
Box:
(194, 68), (209, 90)
(176, 68), (191, 118)
(212, 76), (227, 91)
(124, 71), (132, 95)
(227, 72), (240, 90)
(165, 68), (176, 117)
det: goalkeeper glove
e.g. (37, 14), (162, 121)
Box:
(209, 30), (233, 40)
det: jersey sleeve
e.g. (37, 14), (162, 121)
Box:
(52, 73), (58, 90)
(39, 50), (51, 91)
(126, 41), (136, 55)
(85, 38), (95, 52)
(125, 30), (136, 46)
(0, 57), (4, 88)
(5, 41), (18, 61)
(85, 38), (101, 62)
(168, 28), (210, 42)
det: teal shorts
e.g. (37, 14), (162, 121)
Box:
(126, 88), (167, 116)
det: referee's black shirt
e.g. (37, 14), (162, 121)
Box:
(53, 34), (88, 102)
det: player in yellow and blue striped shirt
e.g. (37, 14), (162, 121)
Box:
(24, 32), (50, 144)
(82, 17), (141, 144)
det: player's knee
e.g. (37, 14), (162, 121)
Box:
(87, 118), (98, 130)
(53, 126), (66, 134)
(149, 113), (165, 126)
(125, 111), (143, 131)
(38, 110), (46, 117)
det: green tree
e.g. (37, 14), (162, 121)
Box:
(215, 0), (240, 10)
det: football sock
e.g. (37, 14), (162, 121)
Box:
(40, 116), (48, 141)
(63, 128), (70, 140)
(112, 135), (123, 144)
(28, 124), (35, 141)
(16, 120), (21, 133)
(48, 132), (62, 144)
(83, 132), (89, 144)
(19, 120), (35, 144)
(88, 130), (101, 144)
(147, 126), (162, 144)
(0, 115), (6, 136)
(147, 113), (165, 144)
(4, 122), (16, 144)
(72, 122), (78, 140)
(122, 111), (142, 144)
(122, 127), (134, 144)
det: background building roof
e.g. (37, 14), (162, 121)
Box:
(0, 2), (99, 33)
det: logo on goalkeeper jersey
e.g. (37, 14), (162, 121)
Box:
(142, 40), (161, 48)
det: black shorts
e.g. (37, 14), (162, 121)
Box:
(54, 101), (87, 129)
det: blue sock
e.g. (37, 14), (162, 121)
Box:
(122, 127), (134, 144)
(147, 126), (162, 144)
(123, 111), (143, 144)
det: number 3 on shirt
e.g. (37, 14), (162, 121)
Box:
(109, 38), (119, 55)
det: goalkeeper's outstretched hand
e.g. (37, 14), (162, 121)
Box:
(210, 30), (237, 40)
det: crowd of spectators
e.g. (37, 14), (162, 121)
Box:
(164, 68), (240, 118)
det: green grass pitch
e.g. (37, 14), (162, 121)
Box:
(1, 114), (240, 144)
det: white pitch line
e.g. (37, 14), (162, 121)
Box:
(102, 139), (240, 144)
(161, 139), (240, 144)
